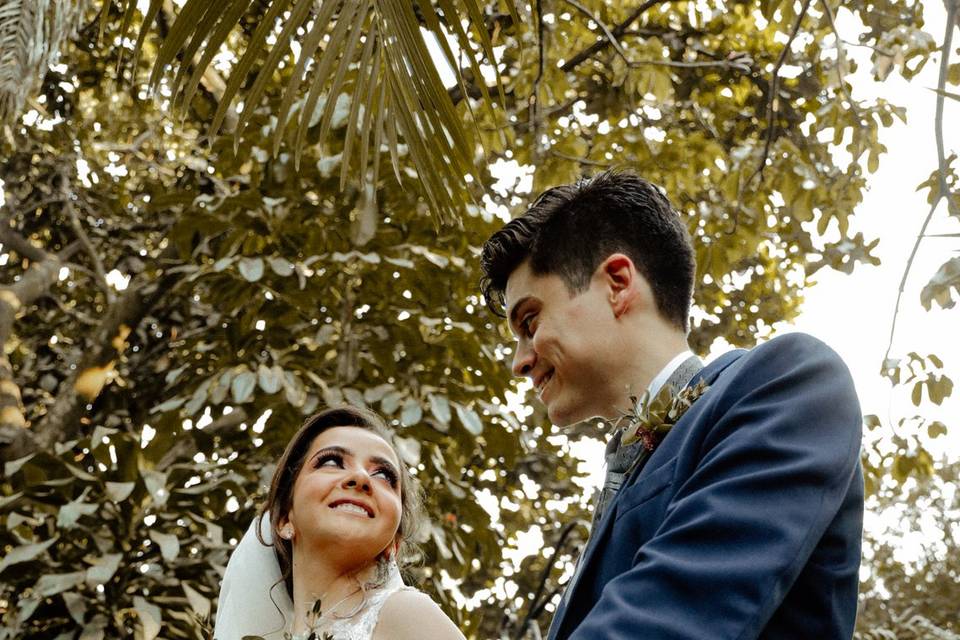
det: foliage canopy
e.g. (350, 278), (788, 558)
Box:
(0, 1), (956, 638)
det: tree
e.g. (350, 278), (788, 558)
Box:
(0, 1), (951, 638)
(856, 459), (960, 639)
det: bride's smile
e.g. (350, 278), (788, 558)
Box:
(283, 427), (403, 559)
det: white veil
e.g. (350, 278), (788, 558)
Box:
(214, 514), (293, 639)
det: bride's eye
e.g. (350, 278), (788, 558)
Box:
(315, 453), (343, 469)
(372, 466), (398, 488)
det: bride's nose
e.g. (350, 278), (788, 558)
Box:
(342, 468), (372, 494)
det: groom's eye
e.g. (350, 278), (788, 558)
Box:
(521, 313), (537, 337)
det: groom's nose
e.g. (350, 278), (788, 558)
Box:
(512, 341), (536, 378)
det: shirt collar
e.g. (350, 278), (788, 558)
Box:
(646, 349), (695, 400)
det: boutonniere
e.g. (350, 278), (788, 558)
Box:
(620, 379), (711, 451)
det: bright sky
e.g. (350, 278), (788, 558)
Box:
(777, 2), (960, 460)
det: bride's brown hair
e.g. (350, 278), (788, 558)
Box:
(257, 405), (424, 598)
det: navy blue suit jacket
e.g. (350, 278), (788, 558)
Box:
(548, 333), (864, 640)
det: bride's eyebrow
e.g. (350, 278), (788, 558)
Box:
(310, 447), (398, 473)
(369, 456), (399, 474)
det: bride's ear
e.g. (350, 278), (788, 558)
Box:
(277, 516), (295, 541)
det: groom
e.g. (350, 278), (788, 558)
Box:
(480, 171), (863, 639)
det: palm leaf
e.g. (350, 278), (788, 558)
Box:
(0, 0), (87, 125)
(98, 0), (522, 224)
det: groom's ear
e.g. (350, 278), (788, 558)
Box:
(599, 254), (641, 318)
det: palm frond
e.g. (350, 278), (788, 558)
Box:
(106, 0), (522, 224)
(0, 0), (87, 125)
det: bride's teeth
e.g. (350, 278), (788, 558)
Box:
(333, 503), (369, 516)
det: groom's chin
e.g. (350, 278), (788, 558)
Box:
(546, 403), (586, 428)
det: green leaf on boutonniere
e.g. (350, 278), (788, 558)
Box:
(621, 380), (710, 450)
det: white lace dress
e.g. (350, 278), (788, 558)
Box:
(291, 562), (413, 640)
(215, 516), (414, 640)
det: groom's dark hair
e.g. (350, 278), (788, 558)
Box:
(480, 170), (695, 331)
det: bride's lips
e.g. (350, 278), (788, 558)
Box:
(328, 498), (374, 518)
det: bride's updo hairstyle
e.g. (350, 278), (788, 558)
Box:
(257, 405), (424, 597)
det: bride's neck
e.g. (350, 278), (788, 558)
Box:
(289, 544), (375, 633)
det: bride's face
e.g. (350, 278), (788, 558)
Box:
(283, 426), (403, 562)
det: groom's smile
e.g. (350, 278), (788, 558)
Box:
(504, 260), (628, 426)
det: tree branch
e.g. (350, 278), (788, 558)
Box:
(0, 223), (80, 459)
(514, 519), (586, 638)
(883, 0), (957, 366)
(750, 0), (813, 186)
(560, 0), (672, 72)
(565, 0), (742, 72)
(30, 248), (183, 456)
(60, 171), (114, 304)
(0, 221), (50, 264)
(820, 0), (861, 120)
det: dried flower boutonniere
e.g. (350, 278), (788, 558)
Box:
(620, 378), (711, 454)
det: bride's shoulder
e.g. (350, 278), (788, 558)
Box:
(373, 588), (465, 640)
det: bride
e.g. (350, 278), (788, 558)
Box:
(214, 406), (465, 639)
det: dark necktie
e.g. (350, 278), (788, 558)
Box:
(592, 354), (704, 526)
(549, 354), (705, 636)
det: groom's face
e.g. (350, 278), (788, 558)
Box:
(505, 260), (622, 426)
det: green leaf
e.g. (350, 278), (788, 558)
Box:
(105, 481), (136, 502)
(238, 257), (264, 282)
(455, 403), (483, 436)
(257, 364), (283, 394)
(231, 370), (257, 404)
(343, 387), (366, 408)
(0, 492), (24, 510)
(35, 572), (85, 597)
(85, 553), (123, 586)
(920, 257), (960, 310)
(143, 470), (169, 508)
(927, 421), (948, 438)
(400, 399), (422, 427)
(149, 531), (180, 562)
(380, 390), (403, 415)
(183, 582), (211, 619)
(62, 591), (87, 625)
(151, 397), (186, 415)
(0, 537), (57, 573)
(133, 596), (162, 640)
(283, 372), (307, 408)
(429, 394), (451, 426)
(4, 453), (35, 477)
(268, 257), (295, 277)
(58, 493), (98, 529)
(393, 436), (421, 466)
(91, 426), (118, 448)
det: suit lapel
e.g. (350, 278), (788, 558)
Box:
(548, 349), (745, 639)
